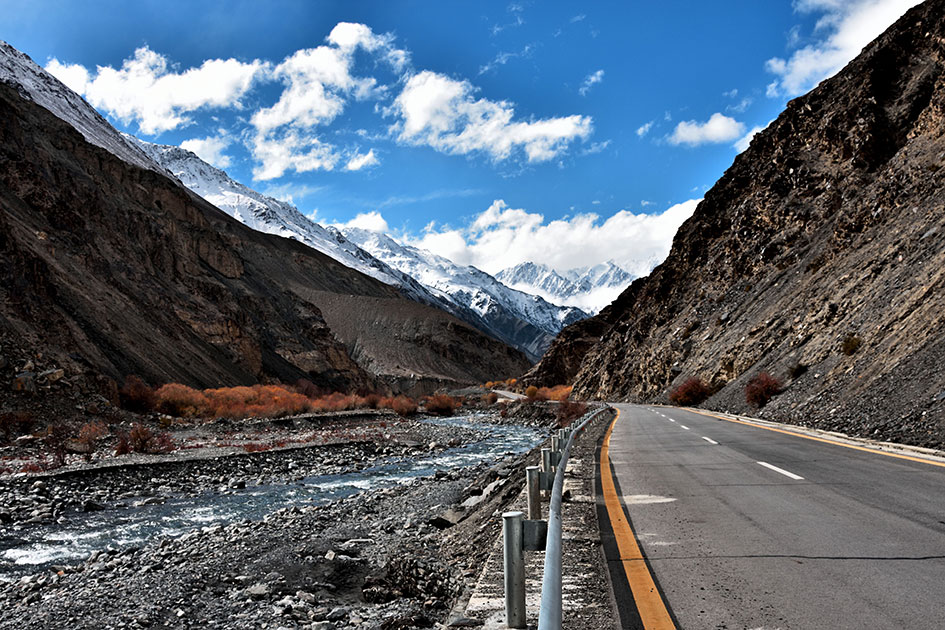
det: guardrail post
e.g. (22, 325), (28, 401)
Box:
(550, 435), (560, 469)
(526, 466), (541, 520)
(503, 510), (526, 628)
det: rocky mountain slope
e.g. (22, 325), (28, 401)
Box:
(342, 229), (587, 361)
(127, 138), (582, 362)
(529, 0), (945, 448)
(496, 260), (634, 313)
(0, 48), (529, 396)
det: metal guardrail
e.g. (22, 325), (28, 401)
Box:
(537, 405), (609, 630)
(501, 405), (610, 629)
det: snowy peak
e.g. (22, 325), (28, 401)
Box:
(497, 260), (635, 313)
(342, 228), (588, 361)
(0, 40), (163, 174)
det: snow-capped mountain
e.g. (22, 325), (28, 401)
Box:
(497, 261), (635, 313)
(342, 229), (588, 361)
(0, 41), (163, 174)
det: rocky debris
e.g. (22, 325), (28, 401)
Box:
(0, 430), (546, 630)
(530, 1), (945, 449)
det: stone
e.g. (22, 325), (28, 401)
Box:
(12, 372), (36, 394)
(246, 583), (270, 599)
(38, 368), (64, 383)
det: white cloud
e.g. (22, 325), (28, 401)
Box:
(722, 88), (739, 99)
(669, 113), (745, 147)
(332, 210), (390, 232)
(734, 125), (765, 153)
(570, 14), (586, 23)
(579, 69), (604, 96)
(478, 44), (534, 75)
(402, 199), (699, 289)
(251, 131), (340, 180)
(766, 0), (922, 97)
(46, 47), (267, 134)
(180, 134), (233, 168)
(345, 149), (379, 171)
(636, 120), (654, 137)
(389, 70), (592, 163)
(582, 140), (612, 155)
(726, 97), (753, 113)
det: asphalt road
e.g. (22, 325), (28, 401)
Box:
(603, 403), (945, 629)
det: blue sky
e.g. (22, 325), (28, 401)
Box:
(2, 0), (921, 274)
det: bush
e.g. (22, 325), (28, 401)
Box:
(841, 333), (863, 356)
(77, 421), (108, 461)
(556, 399), (587, 426)
(129, 423), (154, 453)
(668, 378), (711, 407)
(538, 385), (572, 402)
(119, 375), (156, 412)
(423, 394), (460, 416)
(524, 385), (539, 400)
(43, 423), (72, 468)
(114, 431), (131, 456)
(0, 411), (35, 444)
(482, 392), (499, 405)
(154, 383), (208, 417)
(387, 396), (418, 417)
(745, 372), (782, 408)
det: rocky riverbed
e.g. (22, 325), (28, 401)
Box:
(0, 407), (558, 629)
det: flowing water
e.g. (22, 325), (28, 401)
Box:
(0, 416), (543, 579)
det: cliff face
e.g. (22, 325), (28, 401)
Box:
(530, 0), (945, 447)
(0, 83), (528, 395)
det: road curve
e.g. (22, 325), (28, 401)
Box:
(600, 403), (945, 629)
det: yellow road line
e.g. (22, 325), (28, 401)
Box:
(684, 408), (945, 470)
(601, 409), (676, 629)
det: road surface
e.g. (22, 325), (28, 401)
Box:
(600, 403), (945, 629)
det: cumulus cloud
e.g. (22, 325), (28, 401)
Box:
(579, 69), (604, 96)
(389, 71), (592, 163)
(345, 149), (379, 171)
(636, 120), (654, 137)
(46, 47), (267, 134)
(766, 0), (922, 97)
(734, 125), (766, 153)
(669, 113), (745, 147)
(331, 210), (390, 232)
(401, 198), (699, 285)
(180, 134), (233, 168)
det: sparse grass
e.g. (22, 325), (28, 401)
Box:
(669, 378), (711, 407)
(745, 372), (782, 409)
(841, 333), (863, 356)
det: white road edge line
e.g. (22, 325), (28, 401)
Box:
(680, 425), (690, 430)
(757, 461), (804, 480)
(702, 437), (718, 445)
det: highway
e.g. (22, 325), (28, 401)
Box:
(600, 404), (945, 629)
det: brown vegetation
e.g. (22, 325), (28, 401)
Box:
(669, 378), (711, 407)
(745, 372), (782, 408)
(556, 399), (588, 426)
(422, 394), (460, 416)
(77, 421), (108, 460)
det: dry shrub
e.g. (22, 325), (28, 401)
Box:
(745, 372), (782, 408)
(149, 432), (176, 453)
(43, 423), (71, 468)
(363, 393), (382, 409)
(524, 385), (540, 400)
(311, 392), (361, 413)
(423, 394), (460, 416)
(0, 411), (35, 444)
(154, 383), (208, 417)
(386, 396), (418, 417)
(129, 423), (154, 453)
(119, 375), (156, 412)
(482, 392), (499, 405)
(538, 385), (572, 401)
(668, 378), (711, 407)
(293, 378), (329, 399)
(77, 421), (108, 461)
(114, 431), (131, 456)
(556, 399), (587, 426)
(841, 333), (863, 356)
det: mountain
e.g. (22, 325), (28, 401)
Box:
(341, 229), (588, 362)
(0, 41), (529, 395)
(527, 0), (945, 448)
(125, 137), (444, 308)
(128, 138), (584, 362)
(496, 260), (634, 313)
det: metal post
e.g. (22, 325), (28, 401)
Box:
(503, 511), (526, 629)
(526, 466), (540, 520)
(541, 447), (552, 474)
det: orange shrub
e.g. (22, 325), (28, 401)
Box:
(154, 383), (208, 417)
(423, 394), (460, 416)
(538, 385), (572, 401)
(524, 385), (540, 400)
(668, 378), (711, 407)
(482, 392), (499, 405)
(384, 395), (418, 417)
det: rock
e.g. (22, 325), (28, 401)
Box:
(324, 549), (336, 561)
(326, 606), (349, 621)
(12, 372), (36, 393)
(245, 583), (270, 599)
(38, 368), (64, 383)
(228, 479), (245, 490)
(82, 500), (106, 512)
